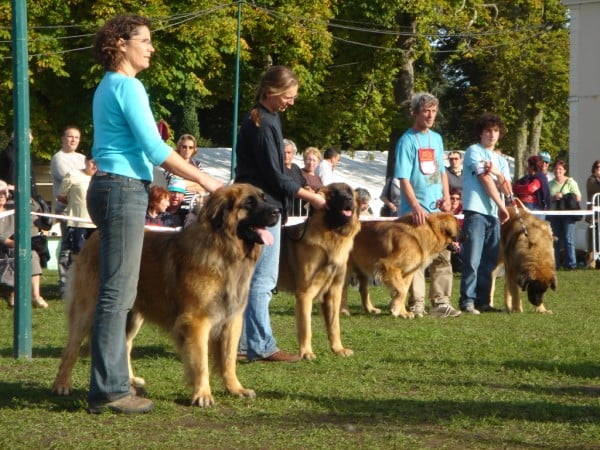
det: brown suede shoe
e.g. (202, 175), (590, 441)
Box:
(258, 350), (301, 363)
(88, 394), (153, 414)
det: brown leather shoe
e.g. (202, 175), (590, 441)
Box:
(258, 350), (301, 363)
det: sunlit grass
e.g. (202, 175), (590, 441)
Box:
(0, 269), (599, 449)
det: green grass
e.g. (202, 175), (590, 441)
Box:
(1, 270), (599, 449)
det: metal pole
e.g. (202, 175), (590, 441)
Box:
(11, 0), (33, 358)
(230, 0), (242, 180)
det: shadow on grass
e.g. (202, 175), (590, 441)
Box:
(1, 380), (596, 425)
(253, 389), (600, 424)
(0, 343), (175, 360)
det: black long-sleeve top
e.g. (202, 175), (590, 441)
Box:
(234, 104), (301, 221)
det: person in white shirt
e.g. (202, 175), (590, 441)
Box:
(57, 156), (97, 268)
(315, 147), (341, 186)
(50, 126), (86, 294)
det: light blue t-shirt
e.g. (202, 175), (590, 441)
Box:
(394, 128), (445, 214)
(92, 72), (171, 181)
(462, 144), (511, 217)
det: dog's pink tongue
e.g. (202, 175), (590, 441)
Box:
(256, 228), (274, 246)
(342, 209), (352, 217)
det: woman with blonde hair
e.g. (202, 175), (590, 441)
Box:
(169, 134), (206, 207)
(234, 65), (326, 363)
(301, 146), (323, 191)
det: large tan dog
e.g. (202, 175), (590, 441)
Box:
(52, 184), (279, 407)
(278, 182), (360, 361)
(342, 213), (459, 318)
(491, 200), (556, 313)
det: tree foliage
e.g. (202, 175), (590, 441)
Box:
(0, 0), (569, 180)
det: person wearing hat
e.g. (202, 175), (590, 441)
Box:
(161, 177), (188, 227)
(538, 151), (554, 182)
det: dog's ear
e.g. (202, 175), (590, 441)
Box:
(202, 191), (232, 231)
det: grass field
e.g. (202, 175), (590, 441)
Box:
(1, 269), (599, 449)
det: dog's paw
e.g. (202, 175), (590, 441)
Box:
(300, 351), (317, 361)
(535, 306), (552, 314)
(340, 308), (351, 316)
(233, 388), (256, 399)
(335, 348), (354, 357)
(52, 382), (73, 396)
(390, 309), (413, 319)
(130, 376), (146, 388)
(190, 390), (215, 407)
(366, 306), (382, 314)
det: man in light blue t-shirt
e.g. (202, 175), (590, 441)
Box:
(393, 92), (461, 319)
(459, 113), (512, 314)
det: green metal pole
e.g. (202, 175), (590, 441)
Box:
(230, 0), (242, 180)
(11, 0), (32, 358)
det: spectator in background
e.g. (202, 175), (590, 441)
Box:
(538, 151), (554, 182)
(51, 126), (86, 295)
(394, 92), (461, 319)
(449, 188), (463, 273)
(283, 139), (307, 216)
(0, 180), (49, 309)
(56, 155), (97, 267)
(355, 187), (374, 216)
(446, 151), (463, 193)
(315, 146), (341, 186)
(161, 178), (189, 227)
(586, 160), (600, 267)
(548, 160), (581, 270)
(165, 134), (207, 209)
(145, 185), (170, 226)
(301, 147), (323, 192)
(513, 155), (552, 218)
(379, 177), (401, 217)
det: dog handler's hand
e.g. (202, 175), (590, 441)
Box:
(297, 188), (327, 210)
(411, 204), (427, 226)
(498, 205), (510, 225)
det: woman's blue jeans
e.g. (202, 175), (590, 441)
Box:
(238, 217), (281, 360)
(86, 173), (149, 406)
(549, 216), (577, 269)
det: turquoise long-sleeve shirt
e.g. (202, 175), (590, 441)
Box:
(91, 72), (171, 181)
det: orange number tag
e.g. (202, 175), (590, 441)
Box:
(418, 148), (436, 175)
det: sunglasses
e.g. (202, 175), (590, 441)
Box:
(448, 158), (459, 161)
(450, 196), (460, 200)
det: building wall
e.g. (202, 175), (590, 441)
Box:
(562, 0), (600, 255)
(562, 0), (600, 199)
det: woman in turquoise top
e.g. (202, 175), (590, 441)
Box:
(86, 15), (221, 415)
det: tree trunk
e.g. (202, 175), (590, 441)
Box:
(527, 107), (544, 157)
(513, 115), (529, 180)
(387, 15), (417, 179)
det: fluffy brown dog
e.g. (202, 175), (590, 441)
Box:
(278, 182), (360, 361)
(342, 213), (459, 318)
(52, 184), (279, 407)
(491, 201), (556, 313)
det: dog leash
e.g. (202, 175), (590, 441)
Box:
(508, 195), (529, 238)
(284, 214), (311, 242)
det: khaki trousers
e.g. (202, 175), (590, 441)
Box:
(408, 249), (453, 308)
